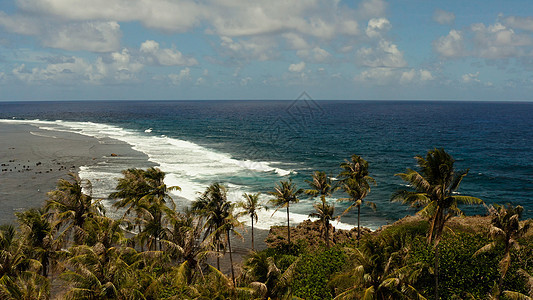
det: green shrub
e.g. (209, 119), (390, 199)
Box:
(293, 247), (346, 300)
(409, 232), (500, 299)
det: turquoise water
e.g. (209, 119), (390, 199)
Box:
(1, 100), (532, 229)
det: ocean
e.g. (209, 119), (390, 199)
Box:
(1, 99), (532, 230)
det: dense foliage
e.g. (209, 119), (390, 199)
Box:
(1, 150), (532, 299)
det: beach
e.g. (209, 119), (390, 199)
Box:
(0, 122), (269, 267)
(0, 122), (150, 224)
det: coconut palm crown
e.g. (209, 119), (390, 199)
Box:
(391, 148), (483, 245)
(306, 171), (338, 248)
(269, 180), (303, 246)
(338, 155), (376, 241)
(237, 193), (267, 251)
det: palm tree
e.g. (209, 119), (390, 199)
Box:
(192, 183), (231, 271)
(45, 173), (104, 245)
(332, 237), (426, 300)
(0, 271), (50, 300)
(338, 155), (376, 241)
(0, 225), (31, 280)
(392, 148), (483, 299)
(306, 171), (338, 248)
(162, 210), (212, 281)
(220, 204), (243, 287)
(474, 204), (531, 299)
(242, 252), (301, 299)
(15, 208), (60, 277)
(237, 193), (267, 251)
(269, 180), (303, 246)
(111, 167), (180, 250)
(61, 244), (143, 299)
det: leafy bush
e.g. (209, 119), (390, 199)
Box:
(409, 232), (500, 299)
(292, 247), (346, 300)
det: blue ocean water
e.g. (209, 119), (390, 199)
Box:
(1, 100), (532, 229)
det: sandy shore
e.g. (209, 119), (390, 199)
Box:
(0, 121), (269, 269)
(0, 122), (149, 224)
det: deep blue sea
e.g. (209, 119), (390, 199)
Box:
(1, 100), (532, 229)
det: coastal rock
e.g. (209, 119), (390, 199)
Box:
(265, 219), (371, 248)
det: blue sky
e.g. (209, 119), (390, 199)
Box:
(0, 0), (532, 101)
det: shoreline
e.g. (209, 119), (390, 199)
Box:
(0, 122), (149, 224)
(0, 121), (271, 256)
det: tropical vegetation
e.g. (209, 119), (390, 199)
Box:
(0, 149), (532, 300)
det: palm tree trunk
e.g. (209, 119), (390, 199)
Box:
(357, 204), (361, 243)
(216, 238), (220, 271)
(227, 230), (235, 287)
(325, 219), (330, 249)
(42, 256), (48, 277)
(251, 217), (255, 251)
(435, 242), (440, 300)
(287, 204), (291, 245)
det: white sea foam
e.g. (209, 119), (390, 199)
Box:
(1, 119), (363, 230)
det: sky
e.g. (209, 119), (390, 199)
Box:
(0, 0), (533, 101)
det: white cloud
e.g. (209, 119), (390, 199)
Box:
(11, 49), (147, 84)
(433, 9), (455, 25)
(240, 76), (252, 86)
(169, 68), (191, 85)
(434, 19), (533, 60)
(296, 47), (331, 63)
(283, 33), (310, 50)
(462, 72), (480, 83)
(16, 0), (205, 32)
(357, 0), (387, 18)
(356, 40), (406, 68)
(140, 40), (198, 66)
(43, 21), (121, 52)
(400, 69), (434, 83)
(1, 0), (384, 60)
(419, 69), (434, 81)
(355, 67), (394, 84)
(434, 29), (465, 57)
(366, 18), (391, 38)
(504, 16), (533, 31)
(400, 69), (416, 83)
(289, 61), (306, 72)
(470, 22), (533, 59)
(219, 36), (276, 61)
(0, 12), (121, 52)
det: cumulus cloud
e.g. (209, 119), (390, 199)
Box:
(433, 29), (465, 57)
(296, 47), (331, 63)
(169, 68), (191, 85)
(356, 67), (434, 85)
(11, 48), (148, 84)
(15, 0), (205, 32)
(366, 18), (391, 38)
(462, 72), (480, 83)
(140, 40), (198, 66)
(44, 21), (121, 52)
(219, 36), (276, 61)
(400, 69), (434, 83)
(357, 0), (387, 18)
(0, 12), (121, 52)
(289, 61), (306, 72)
(356, 40), (407, 68)
(419, 69), (434, 81)
(433, 9), (455, 25)
(2, 0), (373, 57)
(470, 22), (533, 58)
(504, 16), (533, 31)
(355, 67), (394, 84)
(434, 18), (533, 60)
